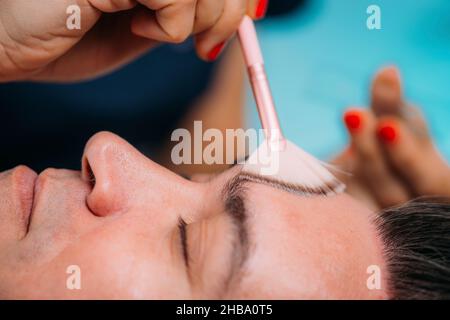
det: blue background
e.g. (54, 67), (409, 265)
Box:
(248, 0), (450, 160)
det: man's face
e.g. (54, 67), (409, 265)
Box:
(0, 132), (388, 299)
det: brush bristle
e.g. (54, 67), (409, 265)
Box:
(241, 140), (346, 196)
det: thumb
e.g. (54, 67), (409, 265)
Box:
(31, 10), (157, 81)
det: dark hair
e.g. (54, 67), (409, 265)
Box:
(375, 197), (450, 299)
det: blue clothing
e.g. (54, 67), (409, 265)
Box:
(0, 41), (217, 172)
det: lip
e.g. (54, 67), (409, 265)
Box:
(10, 166), (38, 227)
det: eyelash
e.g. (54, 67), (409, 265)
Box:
(237, 172), (333, 197)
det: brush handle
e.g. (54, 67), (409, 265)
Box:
(238, 16), (285, 143)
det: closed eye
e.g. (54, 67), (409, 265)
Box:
(177, 170), (329, 293)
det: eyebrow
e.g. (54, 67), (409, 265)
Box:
(220, 171), (331, 294)
(219, 172), (297, 293)
(221, 174), (251, 291)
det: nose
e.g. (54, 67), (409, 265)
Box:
(81, 132), (204, 221)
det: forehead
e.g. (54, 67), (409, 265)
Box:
(230, 183), (387, 299)
(245, 182), (373, 229)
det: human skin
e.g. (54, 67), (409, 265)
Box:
(334, 67), (450, 210)
(0, 0), (262, 82)
(170, 47), (450, 205)
(0, 132), (388, 299)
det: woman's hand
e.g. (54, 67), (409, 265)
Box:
(335, 67), (450, 209)
(0, 0), (266, 82)
(131, 0), (267, 60)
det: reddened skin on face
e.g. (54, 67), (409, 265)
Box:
(0, 132), (388, 299)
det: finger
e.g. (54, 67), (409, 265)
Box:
(371, 66), (404, 117)
(344, 108), (411, 207)
(132, 0), (197, 43)
(33, 12), (157, 82)
(377, 117), (450, 196)
(193, 0), (226, 34)
(247, 0), (270, 20)
(371, 66), (431, 140)
(88, 0), (138, 12)
(194, 0), (247, 61)
(401, 103), (431, 140)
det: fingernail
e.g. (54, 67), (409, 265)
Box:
(383, 66), (400, 79)
(344, 111), (363, 133)
(378, 123), (398, 144)
(207, 42), (226, 61)
(375, 67), (400, 92)
(255, 0), (269, 19)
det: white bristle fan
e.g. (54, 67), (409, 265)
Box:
(237, 16), (345, 195)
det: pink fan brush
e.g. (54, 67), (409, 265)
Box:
(237, 16), (345, 195)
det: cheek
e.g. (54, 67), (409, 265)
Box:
(80, 221), (190, 298)
(186, 214), (237, 298)
(26, 220), (191, 299)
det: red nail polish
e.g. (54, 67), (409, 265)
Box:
(378, 124), (398, 144)
(255, 0), (269, 19)
(207, 42), (226, 61)
(344, 112), (362, 133)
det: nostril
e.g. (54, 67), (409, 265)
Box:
(84, 159), (96, 188)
